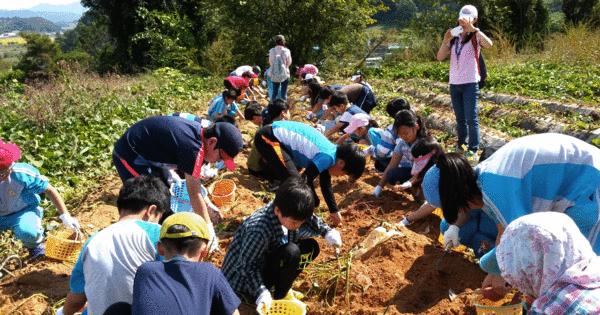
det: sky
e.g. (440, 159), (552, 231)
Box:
(0, 0), (79, 11)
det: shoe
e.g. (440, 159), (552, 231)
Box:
(28, 243), (46, 259)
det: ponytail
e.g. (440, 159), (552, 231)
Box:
(262, 99), (290, 126)
(393, 109), (429, 139)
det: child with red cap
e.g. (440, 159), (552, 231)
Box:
(0, 140), (79, 258)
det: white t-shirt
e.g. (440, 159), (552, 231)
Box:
(70, 219), (161, 315)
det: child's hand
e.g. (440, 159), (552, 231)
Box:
(256, 290), (273, 315)
(60, 213), (80, 232)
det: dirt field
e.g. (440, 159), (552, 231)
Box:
(1, 91), (490, 315)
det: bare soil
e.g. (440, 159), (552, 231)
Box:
(0, 92), (487, 315)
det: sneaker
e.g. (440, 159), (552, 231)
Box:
(28, 243), (46, 259)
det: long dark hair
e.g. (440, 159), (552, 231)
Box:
(437, 153), (481, 224)
(450, 19), (479, 47)
(393, 109), (429, 140)
(262, 99), (290, 126)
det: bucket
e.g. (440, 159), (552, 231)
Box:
(357, 144), (371, 163)
(46, 228), (85, 262)
(209, 179), (236, 207)
(472, 295), (524, 315)
(259, 300), (306, 315)
(169, 181), (209, 213)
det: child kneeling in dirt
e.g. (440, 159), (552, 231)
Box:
(221, 176), (342, 313)
(131, 212), (241, 315)
(0, 140), (80, 259)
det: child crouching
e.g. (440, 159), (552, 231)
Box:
(221, 176), (342, 312)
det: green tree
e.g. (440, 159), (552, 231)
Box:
(373, 0), (418, 28)
(216, 0), (386, 72)
(563, 0), (599, 24)
(15, 32), (61, 76)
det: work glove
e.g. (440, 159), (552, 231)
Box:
(371, 185), (383, 197)
(398, 181), (412, 191)
(362, 146), (373, 157)
(59, 213), (80, 232)
(398, 217), (410, 227)
(207, 223), (219, 254)
(55, 307), (65, 315)
(305, 113), (314, 121)
(443, 225), (461, 250)
(315, 124), (326, 133)
(256, 289), (273, 315)
(325, 229), (342, 247)
(201, 163), (218, 178)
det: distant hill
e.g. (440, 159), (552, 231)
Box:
(29, 2), (86, 15)
(0, 10), (82, 24)
(0, 17), (62, 33)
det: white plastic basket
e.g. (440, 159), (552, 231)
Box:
(169, 181), (208, 213)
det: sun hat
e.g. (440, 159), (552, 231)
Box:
(411, 149), (437, 176)
(160, 212), (210, 240)
(214, 122), (244, 171)
(422, 165), (441, 208)
(350, 70), (362, 82)
(0, 140), (21, 169)
(458, 5), (478, 21)
(344, 113), (370, 134)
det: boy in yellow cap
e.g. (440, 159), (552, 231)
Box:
(131, 212), (241, 315)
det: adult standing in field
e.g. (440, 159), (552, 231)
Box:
(421, 133), (600, 300)
(112, 116), (243, 230)
(267, 35), (292, 102)
(436, 5), (492, 158)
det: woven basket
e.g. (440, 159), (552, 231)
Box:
(472, 295), (524, 315)
(169, 181), (209, 213)
(209, 179), (236, 207)
(260, 300), (306, 315)
(357, 144), (371, 163)
(46, 229), (85, 262)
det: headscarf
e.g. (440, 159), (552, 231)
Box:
(497, 212), (600, 300)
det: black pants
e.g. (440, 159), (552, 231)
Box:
(254, 125), (299, 182)
(262, 238), (320, 299)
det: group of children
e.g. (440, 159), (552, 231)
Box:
(2, 59), (600, 313)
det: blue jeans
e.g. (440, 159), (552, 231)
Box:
(0, 208), (44, 249)
(267, 77), (273, 100)
(385, 166), (412, 185)
(271, 78), (289, 102)
(449, 83), (480, 151)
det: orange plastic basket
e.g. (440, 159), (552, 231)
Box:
(46, 229), (85, 262)
(472, 295), (524, 315)
(209, 179), (236, 207)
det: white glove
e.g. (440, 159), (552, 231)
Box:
(443, 225), (461, 250)
(59, 213), (80, 232)
(306, 112), (315, 121)
(398, 181), (412, 191)
(362, 146), (373, 157)
(55, 307), (65, 315)
(316, 124), (326, 133)
(201, 163), (218, 178)
(206, 200), (223, 223)
(300, 106), (307, 111)
(398, 217), (410, 227)
(207, 223), (219, 254)
(371, 185), (383, 197)
(256, 289), (273, 315)
(325, 229), (342, 247)
(299, 96), (306, 102)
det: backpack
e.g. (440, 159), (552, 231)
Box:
(269, 52), (287, 83)
(472, 35), (488, 89)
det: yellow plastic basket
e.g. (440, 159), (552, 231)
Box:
(261, 300), (306, 315)
(357, 144), (371, 163)
(46, 229), (85, 262)
(209, 179), (236, 207)
(472, 295), (524, 315)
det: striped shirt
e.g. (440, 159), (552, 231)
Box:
(221, 202), (331, 297)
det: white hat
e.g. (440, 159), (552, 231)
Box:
(458, 5), (478, 21)
(350, 74), (361, 82)
(344, 113), (370, 134)
(304, 73), (315, 80)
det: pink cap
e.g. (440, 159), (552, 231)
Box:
(343, 113), (370, 134)
(0, 140), (21, 169)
